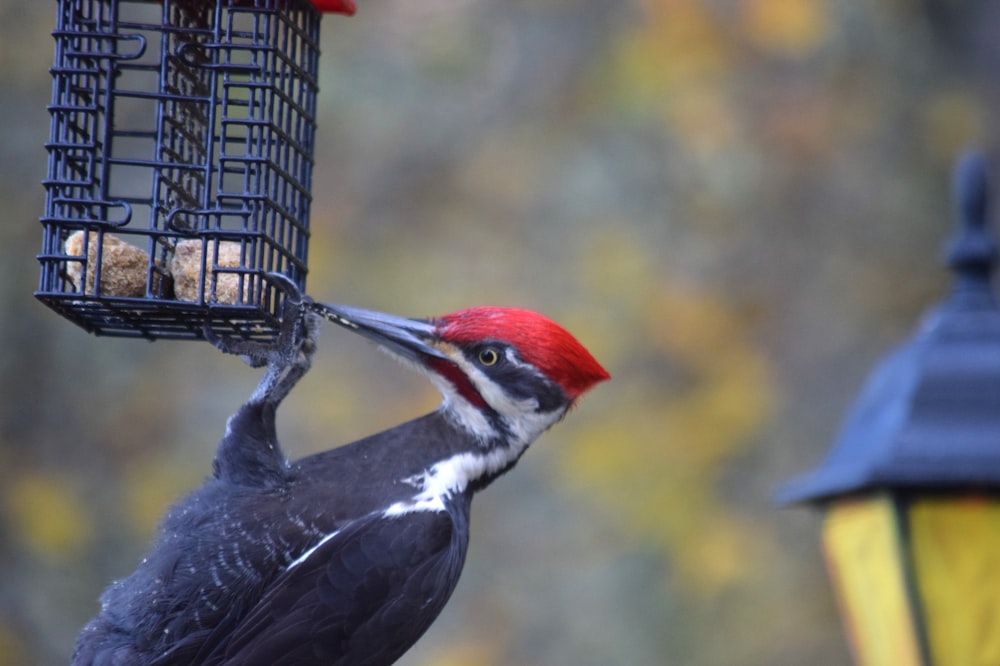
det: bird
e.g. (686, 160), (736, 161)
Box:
(70, 276), (609, 666)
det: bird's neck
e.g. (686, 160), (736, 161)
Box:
(292, 409), (534, 513)
(213, 398), (547, 503)
(388, 427), (533, 514)
(213, 400), (288, 487)
(438, 387), (568, 455)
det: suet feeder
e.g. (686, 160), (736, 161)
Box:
(778, 153), (1000, 666)
(36, 0), (353, 341)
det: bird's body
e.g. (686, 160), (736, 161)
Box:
(72, 289), (608, 666)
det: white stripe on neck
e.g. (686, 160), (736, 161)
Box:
(383, 445), (526, 517)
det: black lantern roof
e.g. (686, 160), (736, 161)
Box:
(778, 153), (1000, 504)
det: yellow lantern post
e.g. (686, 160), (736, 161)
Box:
(779, 153), (1000, 666)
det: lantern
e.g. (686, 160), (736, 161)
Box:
(779, 153), (1000, 666)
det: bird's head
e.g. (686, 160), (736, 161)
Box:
(314, 302), (609, 446)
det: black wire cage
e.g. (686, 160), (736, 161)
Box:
(37, 0), (347, 341)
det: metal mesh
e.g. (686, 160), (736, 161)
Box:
(37, 0), (321, 340)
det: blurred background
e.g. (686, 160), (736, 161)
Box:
(2, 0), (999, 664)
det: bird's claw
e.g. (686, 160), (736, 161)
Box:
(204, 273), (308, 360)
(205, 273), (321, 407)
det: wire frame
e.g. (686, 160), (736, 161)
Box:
(37, 0), (321, 340)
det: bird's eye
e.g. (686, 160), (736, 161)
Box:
(478, 348), (500, 367)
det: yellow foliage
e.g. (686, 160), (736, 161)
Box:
(560, 273), (776, 599)
(741, 0), (832, 57)
(920, 89), (987, 163)
(673, 516), (761, 594)
(413, 639), (502, 666)
(579, 227), (657, 308)
(636, 0), (734, 87)
(612, 0), (834, 157)
(661, 85), (739, 158)
(614, 1), (732, 109)
(648, 286), (774, 463)
(122, 456), (198, 537)
(4, 470), (92, 560)
(614, 1), (738, 155)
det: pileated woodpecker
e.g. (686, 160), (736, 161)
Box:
(71, 278), (609, 665)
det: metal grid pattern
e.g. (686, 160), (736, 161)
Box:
(37, 0), (321, 340)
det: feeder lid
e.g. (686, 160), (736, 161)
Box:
(778, 153), (1000, 505)
(311, 0), (357, 15)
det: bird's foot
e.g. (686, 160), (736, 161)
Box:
(205, 273), (321, 407)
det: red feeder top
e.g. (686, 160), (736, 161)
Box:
(311, 0), (356, 14)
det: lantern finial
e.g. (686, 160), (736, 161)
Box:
(946, 151), (996, 293)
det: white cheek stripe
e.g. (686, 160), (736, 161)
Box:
(433, 374), (497, 442)
(435, 349), (564, 446)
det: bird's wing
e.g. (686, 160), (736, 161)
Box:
(195, 507), (462, 666)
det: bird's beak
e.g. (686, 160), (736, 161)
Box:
(312, 302), (448, 364)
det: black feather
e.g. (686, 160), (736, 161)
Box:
(72, 409), (483, 666)
(204, 503), (469, 666)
